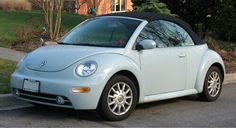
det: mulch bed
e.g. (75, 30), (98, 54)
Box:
(11, 40), (44, 53)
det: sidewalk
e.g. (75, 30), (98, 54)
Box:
(0, 47), (26, 61)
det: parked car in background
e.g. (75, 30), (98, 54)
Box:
(11, 12), (225, 121)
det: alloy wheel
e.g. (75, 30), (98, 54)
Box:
(207, 71), (221, 97)
(107, 82), (133, 116)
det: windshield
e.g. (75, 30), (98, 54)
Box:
(60, 17), (141, 48)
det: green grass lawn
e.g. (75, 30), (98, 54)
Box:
(0, 58), (17, 94)
(0, 10), (89, 47)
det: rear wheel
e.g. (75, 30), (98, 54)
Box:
(97, 75), (138, 121)
(198, 66), (223, 101)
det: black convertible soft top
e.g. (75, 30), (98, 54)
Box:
(100, 12), (205, 45)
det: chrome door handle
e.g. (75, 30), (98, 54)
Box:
(178, 53), (186, 58)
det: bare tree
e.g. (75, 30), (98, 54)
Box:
(32, 0), (64, 41)
(53, 0), (64, 40)
(32, 0), (103, 40)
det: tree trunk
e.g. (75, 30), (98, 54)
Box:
(49, 0), (54, 40)
(45, 0), (49, 29)
(53, 0), (64, 40)
(39, 0), (64, 41)
(41, 0), (49, 30)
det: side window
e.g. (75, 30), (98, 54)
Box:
(137, 20), (168, 48)
(137, 20), (195, 48)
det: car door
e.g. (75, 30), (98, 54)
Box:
(137, 20), (195, 95)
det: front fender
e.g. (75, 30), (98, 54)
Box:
(80, 53), (143, 103)
(195, 49), (225, 92)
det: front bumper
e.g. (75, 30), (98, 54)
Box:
(11, 66), (107, 110)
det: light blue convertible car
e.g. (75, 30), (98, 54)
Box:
(11, 12), (225, 121)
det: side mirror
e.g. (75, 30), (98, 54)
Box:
(136, 40), (156, 51)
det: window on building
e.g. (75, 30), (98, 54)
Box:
(111, 0), (126, 12)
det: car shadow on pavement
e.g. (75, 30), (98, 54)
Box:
(31, 105), (101, 121)
(28, 105), (123, 127)
(11, 94), (203, 125)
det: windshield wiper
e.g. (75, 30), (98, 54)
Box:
(77, 43), (124, 48)
(57, 42), (74, 45)
(58, 42), (119, 48)
(58, 42), (100, 46)
(76, 43), (102, 47)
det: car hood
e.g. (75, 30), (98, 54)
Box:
(25, 45), (124, 72)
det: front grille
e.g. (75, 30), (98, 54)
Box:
(14, 89), (73, 108)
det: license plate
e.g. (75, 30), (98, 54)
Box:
(23, 79), (40, 93)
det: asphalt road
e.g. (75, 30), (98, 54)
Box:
(0, 83), (236, 127)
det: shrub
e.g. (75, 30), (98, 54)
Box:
(0, 0), (32, 11)
(11, 21), (44, 52)
(206, 37), (235, 62)
(29, 0), (42, 10)
(135, 0), (175, 16)
(205, 37), (236, 73)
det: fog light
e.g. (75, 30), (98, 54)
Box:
(56, 96), (65, 105)
(72, 87), (90, 93)
(15, 89), (20, 96)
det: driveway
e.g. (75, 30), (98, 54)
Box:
(0, 83), (235, 127)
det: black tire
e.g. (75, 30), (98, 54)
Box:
(198, 66), (223, 101)
(97, 75), (138, 121)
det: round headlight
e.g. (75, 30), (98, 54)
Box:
(75, 61), (97, 77)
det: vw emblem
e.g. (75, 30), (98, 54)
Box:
(39, 60), (47, 68)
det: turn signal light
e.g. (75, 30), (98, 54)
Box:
(72, 87), (90, 93)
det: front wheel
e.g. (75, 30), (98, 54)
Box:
(97, 75), (138, 121)
(198, 66), (223, 101)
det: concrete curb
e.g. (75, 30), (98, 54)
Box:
(224, 73), (236, 84)
(0, 93), (12, 98)
(0, 104), (33, 111)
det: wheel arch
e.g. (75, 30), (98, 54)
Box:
(90, 53), (143, 108)
(211, 63), (225, 82)
(113, 70), (140, 102)
(195, 49), (225, 93)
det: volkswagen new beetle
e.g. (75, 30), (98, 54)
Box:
(11, 12), (225, 121)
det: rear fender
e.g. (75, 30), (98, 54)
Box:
(195, 50), (225, 92)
